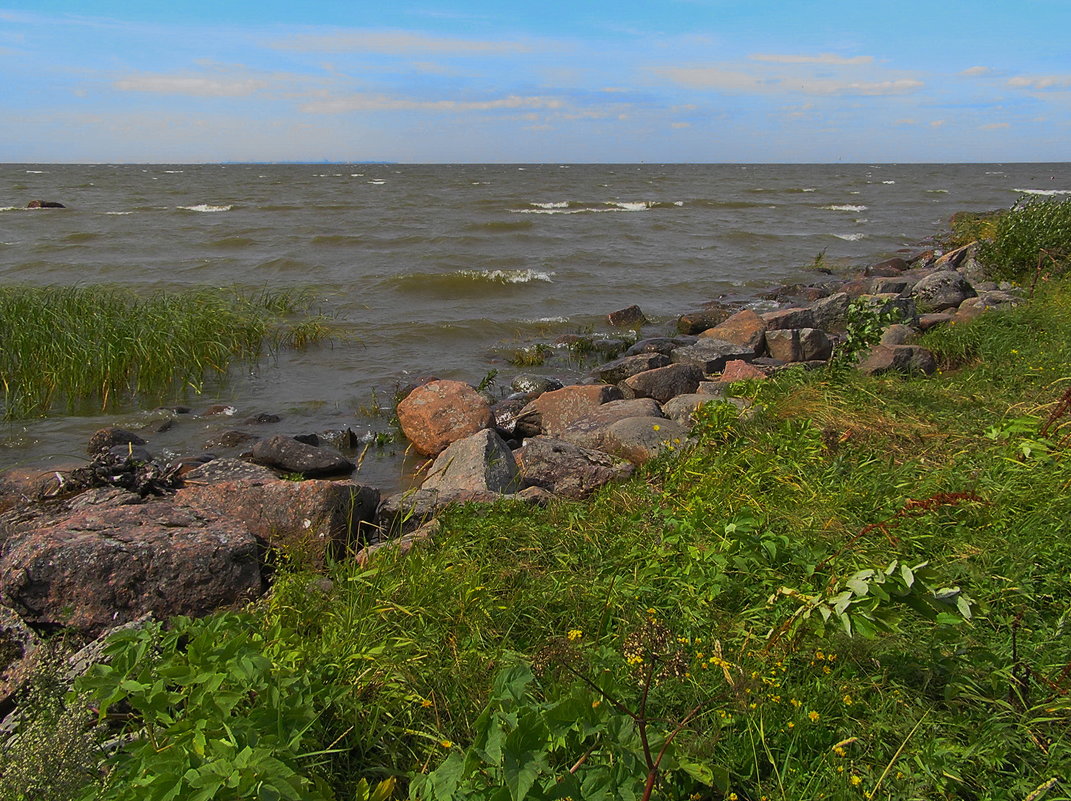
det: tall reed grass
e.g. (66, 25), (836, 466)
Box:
(0, 284), (330, 418)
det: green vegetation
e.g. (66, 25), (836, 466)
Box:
(0, 285), (331, 419)
(952, 196), (1071, 284)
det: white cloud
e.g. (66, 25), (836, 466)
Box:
(749, 53), (873, 65)
(931, 120), (946, 127)
(301, 93), (564, 114)
(653, 66), (922, 96)
(113, 74), (271, 97)
(980, 122), (1011, 130)
(671, 121), (691, 128)
(272, 29), (530, 55)
(960, 66), (992, 77)
(1007, 74), (1071, 90)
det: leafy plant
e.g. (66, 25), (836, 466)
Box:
(978, 196), (1071, 282)
(835, 297), (908, 363)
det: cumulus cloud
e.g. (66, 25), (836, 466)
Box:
(272, 29), (530, 55)
(301, 93), (563, 114)
(1007, 74), (1071, 90)
(960, 66), (992, 77)
(749, 53), (873, 65)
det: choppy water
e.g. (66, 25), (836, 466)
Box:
(2, 162), (1069, 489)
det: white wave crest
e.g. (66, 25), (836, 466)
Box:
(532, 201), (570, 209)
(524, 316), (569, 323)
(802, 188), (817, 192)
(459, 269), (554, 284)
(178, 204), (233, 212)
(833, 233), (867, 241)
(25, 170), (44, 174)
(106, 211), (133, 215)
(882, 180), (896, 184)
(823, 204), (868, 212)
(927, 189), (949, 194)
(1013, 188), (1071, 196)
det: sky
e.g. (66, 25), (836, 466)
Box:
(1, 1), (1069, 163)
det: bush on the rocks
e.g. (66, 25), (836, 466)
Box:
(978, 196), (1071, 282)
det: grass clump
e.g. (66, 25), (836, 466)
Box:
(0, 284), (331, 418)
(976, 196), (1071, 282)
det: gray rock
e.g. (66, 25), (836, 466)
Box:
(517, 384), (624, 438)
(422, 429), (521, 494)
(592, 352), (671, 384)
(917, 313), (953, 331)
(765, 328), (832, 363)
(86, 427), (146, 457)
(604, 417), (690, 464)
(661, 394), (750, 426)
(558, 399), (665, 450)
(376, 488), (503, 536)
(0, 605), (41, 707)
(182, 458), (277, 483)
(491, 397), (532, 437)
(879, 324), (917, 347)
(858, 293), (918, 323)
(607, 305), (647, 328)
(625, 337), (696, 357)
(510, 375), (564, 396)
(622, 363), (704, 404)
(676, 308), (731, 335)
(248, 435), (354, 478)
(911, 270), (977, 311)
(857, 345), (937, 377)
(762, 306), (816, 331)
(808, 292), (851, 332)
(671, 339), (756, 373)
(515, 437), (634, 499)
(204, 429), (257, 449)
(867, 277), (915, 295)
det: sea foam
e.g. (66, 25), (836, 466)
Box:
(178, 204), (233, 213)
(822, 204), (868, 212)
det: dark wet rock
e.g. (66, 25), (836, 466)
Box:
(26, 200), (65, 209)
(911, 270), (976, 311)
(864, 257), (908, 276)
(515, 437), (634, 500)
(697, 309), (767, 354)
(625, 336), (697, 357)
(607, 304), (647, 328)
(177, 478), (378, 563)
(201, 404), (238, 417)
(557, 399), (664, 450)
(696, 381), (729, 396)
(762, 306), (816, 331)
(0, 605), (41, 708)
(491, 397), (533, 437)
(204, 429), (258, 450)
(318, 428), (364, 450)
(676, 308), (731, 335)
(182, 457), (276, 483)
(106, 443), (154, 463)
(86, 427), (146, 457)
(396, 380), (494, 457)
(604, 417), (690, 464)
(671, 339), (757, 373)
(717, 360), (768, 382)
(0, 501), (263, 636)
(592, 352), (671, 384)
(622, 363), (703, 404)
(857, 345), (937, 376)
(244, 413), (282, 425)
(860, 293), (918, 323)
(510, 375), (563, 396)
(421, 430), (521, 494)
(248, 435), (354, 478)
(145, 418), (175, 434)
(868, 277), (914, 295)
(518, 384), (624, 438)
(765, 329), (832, 363)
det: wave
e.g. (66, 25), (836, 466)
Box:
(822, 204), (868, 212)
(25, 170), (44, 174)
(178, 204), (233, 213)
(882, 180), (896, 184)
(832, 233), (867, 241)
(464, 219), (535, 233)
(311, 234), (366, 246)
(62, 232), (100, 243)
(389, 268), (554, 294)
(105, 210), (134, 215)
(511, 200), (682, 215)
(1013, 188), (1071, 196)
(209, 236), (256, 249)
(926, 189), (949, 194)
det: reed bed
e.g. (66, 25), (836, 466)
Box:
(0, 284), (329, 418)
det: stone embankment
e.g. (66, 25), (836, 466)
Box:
(0, 239), (1024, 696)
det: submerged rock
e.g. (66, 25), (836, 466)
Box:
(248, 435), (354, 477)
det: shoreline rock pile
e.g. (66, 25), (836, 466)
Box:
(0, 239), (1024, 681)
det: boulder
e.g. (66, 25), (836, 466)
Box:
(671, 339), (756, 373)
(86, 427), (146, 457)
(676, 308), (731, 335)
(204, 429), (257, 449)
(717, 360), (768, 382)
(518, 384), (624, 437)
(559, 399), (665, 450)
(662, 395), (749, 426)
(491, 397), (532, 437)
(604, 417), (690, 464)
(510, 375), (564, 396)
(879, 324), (917, 347)
(1, 605), (41, 707)
(626, 336), (698, 356)
(762, 307), (816, 331)
(182, 457), (276, 483)
(421, 430), (521, 494)
(0, 501), (263, 635)
(868, 277), (914, 295)
(856, 345), (938, 377)
(607, 305), (647, 328)
(592, 352), (671, 384)
(808, 292), (851, 333)
(356, 519), (439, 566)
(917, 312), (954, 331)
(858, 293), (918, 323)
(396, 380), (495, 457)
(515, 437), (634, 499)
(698, 309), (767, 353)
(911, 270), (976, 311)
(622, 363), (703, 404)
(25, 200), (66, 209)
(177, 477), (379, 562)
(376, 488), (503, 536)
(248, 435), (354, 477)
(765, 329), (833, 363)
(865, 257), (908, 275)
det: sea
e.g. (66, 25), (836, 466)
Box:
(3, 162), (1070, 490)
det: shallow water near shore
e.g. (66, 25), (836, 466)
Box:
(2, 162), (1069, 490)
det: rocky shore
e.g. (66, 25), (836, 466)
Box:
(0, 234), (1024, 708)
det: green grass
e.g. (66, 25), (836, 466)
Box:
(7, 280), (1071, 800)
(975, 196), (1071, 282)
(0, 284), (331, 418)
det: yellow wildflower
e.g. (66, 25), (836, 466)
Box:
(808, 710), (820, 722)
(850, 775), (862, 787)
(421, 699), (433, 708)
(440, 740), (453, 749)
(567, 628), (583, 641)
(842, 693), (853, 706)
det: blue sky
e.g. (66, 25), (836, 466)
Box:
(1, 1), (1069, 163)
